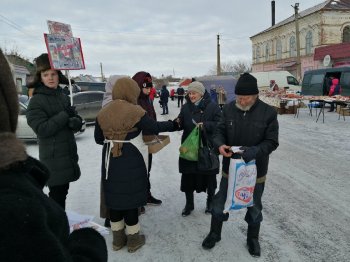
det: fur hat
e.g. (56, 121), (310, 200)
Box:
(35, 53), (52, 72)
(235, 73), (259, 95)
(29, 53), (71, 88)
(0, 49), (27, 168)
(188, 81), (205, 95)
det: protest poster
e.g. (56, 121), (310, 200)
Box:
(44, 33), (85, 70)
(47, 20), (73, 37)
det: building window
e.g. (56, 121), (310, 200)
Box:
(265, 43), (270, 61)
(305, 31), (313, 55)
(256, 46), (260, 63)
(16, 78), (22, 93)
(276, 39), (282, 60)
(290, 36), (296, 57)
(343, 26), (350, 43)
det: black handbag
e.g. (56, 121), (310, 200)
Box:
(197, 126), (219, 171)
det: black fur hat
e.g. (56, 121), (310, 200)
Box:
(29, 53), (72, 88)
(35, 53), (52, 73)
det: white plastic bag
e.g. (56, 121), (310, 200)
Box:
(224, 158), (257, 213)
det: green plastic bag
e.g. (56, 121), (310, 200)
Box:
(179, 126), (200, 161)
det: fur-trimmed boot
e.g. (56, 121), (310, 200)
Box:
(111, 220), (126, 251)
(126, 223), (145, 253)
(247, 223), (261, 257)
(182, 191), (194, 217)
(202, 216), (223, 249)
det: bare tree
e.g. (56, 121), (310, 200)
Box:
(207, 59), (251, 76)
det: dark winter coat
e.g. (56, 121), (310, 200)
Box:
(0, 156), (107, 262)
(160, 86), (169, 103)
(26, 84), (80, 186)
(177, 91), (222, 175)
(213, 99), (279, 179)
(94, 115), (174, 210)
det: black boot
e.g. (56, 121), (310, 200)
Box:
(205, 190), (214, 214)
(104, 218), (111, 228)
(202, 216), (223, 249)
(247, 224), (261, 257)
(181, 192), (194, 217)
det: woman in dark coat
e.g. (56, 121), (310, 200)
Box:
(0, 48), (107, 262)
(132, 71), (162, 207)
(175, 81), (222, 217)
(26, 53), (83, 210)
(94, 77), (176, 253)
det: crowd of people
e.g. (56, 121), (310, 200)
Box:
(0, 49), (279, 260)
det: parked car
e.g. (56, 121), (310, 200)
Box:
(71, 91), (104, 124)
(16, 102), (86, 141)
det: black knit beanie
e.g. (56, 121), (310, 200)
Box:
(235, 73), (259, 95)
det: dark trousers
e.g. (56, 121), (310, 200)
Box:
(178, 96), (184, 107)
(110, 208), (139, 226)
(211, 176), (265, 225)
(147, 154), (153, 193)
(49, 183), (70, 210)
(162, 102), (168, 114)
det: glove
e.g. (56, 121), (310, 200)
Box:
(65, 106), (77, 117)
(167, 119), (179, 131)
(68, 115), (83, 132)
(240, 146), (258, 163)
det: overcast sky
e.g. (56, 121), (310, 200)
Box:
(1, 0), (323, 78)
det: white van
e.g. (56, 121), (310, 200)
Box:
(250, 71), (301, 92)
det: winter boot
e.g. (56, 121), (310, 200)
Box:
(104, 218), (111, 228)
(182, 191), (194, 217)
(247, 223), (261, 257)
(202, 216), (223, 250)
(111, 220), (126, 251)
(126, 223), (145, 253)
(147, 193), (162, 206)
(205, 189), (214, 214)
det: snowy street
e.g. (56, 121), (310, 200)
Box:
(25, 98), (350, 262)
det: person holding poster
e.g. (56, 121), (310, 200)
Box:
(26, 53), (83, 210)
(202, 73), (279, 258)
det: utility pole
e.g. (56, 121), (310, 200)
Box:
(217, 34), (221, 76)
(100, 62), (105, 81)
(293, 3), (301, 81)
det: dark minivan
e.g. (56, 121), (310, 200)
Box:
(301, 67), (350, 96)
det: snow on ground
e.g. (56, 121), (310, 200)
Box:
(25, 98), (350, 262)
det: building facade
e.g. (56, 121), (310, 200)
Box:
(250, 0), (350, 81)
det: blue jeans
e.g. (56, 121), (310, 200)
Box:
(211, 176), (265, 225)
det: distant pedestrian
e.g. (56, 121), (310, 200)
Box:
(269, 80), (279, 91)
(216, 87), (226, 110)
(328, 77), (342, 112)
(160, 85), (169, 115)
(176, 86), (185, 107)
(170, 88), (175, 101)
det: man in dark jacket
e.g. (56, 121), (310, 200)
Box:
(202, 73), (279, 258)
(176, 86), (185, 107)
(0, 48), (107, 262)
(160, 85), (169, 115)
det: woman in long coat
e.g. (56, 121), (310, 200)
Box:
(94, 77), (176, 253)
(26, 54), (83, 210)
(176, 81), (221, 217)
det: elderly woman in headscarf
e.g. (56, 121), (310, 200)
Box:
(94, 77), (177, 253)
